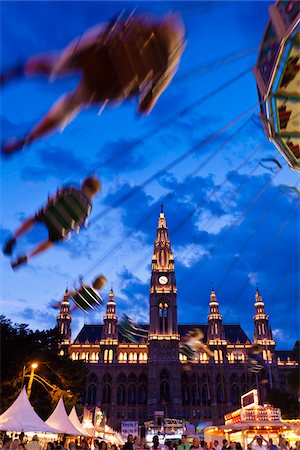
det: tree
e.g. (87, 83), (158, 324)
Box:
(0, 315), (88, 419)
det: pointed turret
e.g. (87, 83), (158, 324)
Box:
(57, 289), (72, 357)
(100, 288), (118, 363)
(254, 288), (275, 344)
(207, 289), (226, 342)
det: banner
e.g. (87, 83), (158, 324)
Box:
(121, 421), (139, 438)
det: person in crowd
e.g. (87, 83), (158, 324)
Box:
(12, 439), (20, 450)
(229, 444), (236, 450)
(111, 445), (118, 450)
(80, 441), (90, 450)
(267, 440), (277, 450)
(165, 441), (173, 450)
(214, 441), (221, 450)
(133, 438), (143, 450)
(177, 436), (191, 450)
(25, 436), (42, 450)
(123, 436), (134, 450)
(69, 444), (76, 450)
(236, 444), (242, 450)
(98, 443), (107, 450)
(46, 444), (55, 450)
(190, 438), (201, 450)
(248, 437), (267, 450)
(202, 443), (209, 450)
(59, 442), (67, 450)
(1, 14), (185, 156)
(141, 438), (149, 450)
(222, 441), (228, 450)
(3, 176), (101, 269)
(1, 437), (12, 450)
(152, 436), (161, 450)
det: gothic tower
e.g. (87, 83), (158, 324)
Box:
(57, 289), (72, 357)
(207, 289), (227, 363)
(100, 288), (118, 363)
(148, 207), (181, 418)
(253, 289), (275, 360)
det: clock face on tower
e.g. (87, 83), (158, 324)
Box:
(159, 275), (168, 285)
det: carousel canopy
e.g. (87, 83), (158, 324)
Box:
(0, 387), (60, 433)
(46, 397), (84, 436)
(68, 407), (90, 437)
(254, 0), (300, 172)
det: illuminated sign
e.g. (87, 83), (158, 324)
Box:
(241, 389), (259, 408)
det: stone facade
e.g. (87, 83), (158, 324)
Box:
(57, 209), (298, 430)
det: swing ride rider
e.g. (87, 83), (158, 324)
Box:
(3, 176), (101, 269)
(1, 12), (186, 155)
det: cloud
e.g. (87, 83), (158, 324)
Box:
(20, 145), (89, 180)
(96, 138), (147, 173)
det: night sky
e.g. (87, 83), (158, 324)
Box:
(1, 1), (299, 350)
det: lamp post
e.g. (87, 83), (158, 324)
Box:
(27, 363), (38, 398)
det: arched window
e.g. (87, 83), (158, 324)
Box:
(134, 352), (137, 361)
(117, 384), (126, 405)
(159, 302), (169, 333)
(182, 385), (190, 405)
(139, 353), (143, 362)
(109, 349), (113, 362)
(102, 384), (111, 403)
(160, 370), (170, 402)
(201, 385), (209, 405)
(214, 350), (218, 362)
(81, 352), (86, 360)
(108, 323), (112, 335)
(129, 352), (133, 361)
(143, 352), (147, 361)
(86, 352), (90, 361)
(138, 385), (147, 404)
(128, 385), (137, 405)
(76, 352), (79, 360)
(72, 352), (76, 360)
(124, 352), (128, 361)
(216, 384), (224, 403)
(91, 352), (96, 361)
(231, 384), (240, 405)
(87, 384), (97, 405)
(119, 352), (124, 361)
(191, 384), (198, 405)
(104, 349), (108, 362)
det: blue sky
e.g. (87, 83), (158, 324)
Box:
(1, 1), (299, 350)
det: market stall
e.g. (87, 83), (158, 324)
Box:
(205, 390), (300, 448)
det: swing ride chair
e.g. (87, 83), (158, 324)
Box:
(71, 285), (103, 313)
(253, 1), (300, 172)
(43, 188), (91, 239)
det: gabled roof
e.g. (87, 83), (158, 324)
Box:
(0, 387), (60, 433)
(73, 323), (251, 345)
(69, 406), (90, 436)
(46, 397), (84, 436)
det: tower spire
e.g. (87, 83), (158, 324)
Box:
(149, 209), (178, 337)
(56, 288), (72, 357)
(254, 289), (274, 344)
(207, 289), (225, 341)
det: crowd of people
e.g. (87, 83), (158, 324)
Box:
(1, 434), (300, 450)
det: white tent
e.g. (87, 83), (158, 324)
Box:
(46, 397), (84, 436)
(0, 387), (60, 433)
(68, 407), (90, 437)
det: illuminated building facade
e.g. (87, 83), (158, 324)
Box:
(57, 210), (298, 429)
